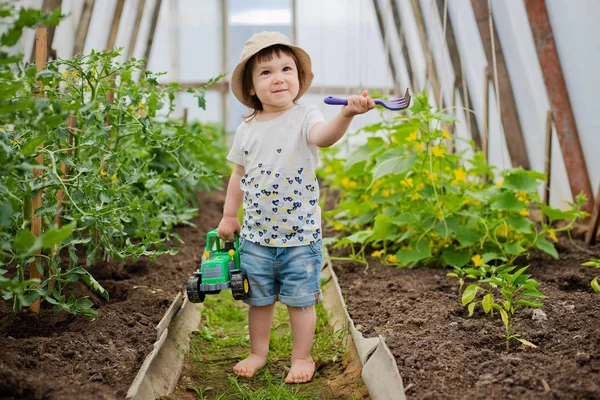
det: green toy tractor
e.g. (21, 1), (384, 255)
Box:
(186, 229), (249, 303)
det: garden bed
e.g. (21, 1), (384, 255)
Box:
(0, 190), (225, 400)
(329, 237), (600, 399)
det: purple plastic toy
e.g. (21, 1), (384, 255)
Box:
(324, 88), (411, 111)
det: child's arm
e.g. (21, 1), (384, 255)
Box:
(217, 164), (245, 241)
(308, 90), (375, 148)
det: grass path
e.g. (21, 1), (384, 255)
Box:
(163, 286), (368, 399)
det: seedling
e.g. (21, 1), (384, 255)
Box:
(581, 258), (600, 293)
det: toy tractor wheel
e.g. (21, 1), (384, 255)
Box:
(186, 275), (206, 303)
(231, 270), (249, 301)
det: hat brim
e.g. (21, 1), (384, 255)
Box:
(231, 44), (314, 109)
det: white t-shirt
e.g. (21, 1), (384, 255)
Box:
(227, 104), (326, 247)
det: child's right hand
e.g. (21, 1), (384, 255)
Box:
(217, 216), (241, 242)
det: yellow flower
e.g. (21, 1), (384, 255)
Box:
(341, 177), (350, 188)
(496, 224), (508, 238)
(325, 166), (333, 174)
(334, 223), (344, 231)
(138, 101), (145, 109)
(442, 129), (451, 139)
(414, 143), (423, 152)
(111, 173), (118, 181)
(61, 71), (69, 78)
(371, 250), (384, 257)
(518, 191), (528, 201)
(496, 179), (504, 187)
(100, 169), (107, 177)
(387, 254), (398, 263)
(416, 183), (425, 190)
(400, 178), (414, 188)
(548, 228), (558, 242)
(407, 131), (418, 142)
(382, 190), (390, 198)
(410, 192), (420, 200)
(519, 209), (530, 217)
(348, 181), (358, 189)
(431, 146), (445, 157)
(471, 254), (484, 267)
(453, 168), (467, 182)
(354, 224), (361, 230)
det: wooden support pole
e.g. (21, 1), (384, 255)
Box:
(106, 0), (126, 51)
(183, 108), (188, 125)
(435, 0), (482, 150)
(372, 0), (400, 94)
(143, 0), (163, 71)
(410, 0), (443, 109)
(471, 0), (530, 169)
(127, 0), (146, 59)
(586, 184), (600, 245)
(543, 111), (553, 210)
(55, 115), (75, 227)
(524, 0), (593, 214)
(389, 0), (416, 91)
(73, 0), (94, 56)
(30, 27), (48, 313)
(31, 0), (62, 62)
(482, 67), (490, 164)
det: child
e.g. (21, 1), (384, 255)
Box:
(217, 31), (375, 384)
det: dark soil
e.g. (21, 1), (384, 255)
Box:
(330, 237), (600, 399)
(0, 190), (225, 400)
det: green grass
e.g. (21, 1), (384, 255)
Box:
(166, 289), (357, 400)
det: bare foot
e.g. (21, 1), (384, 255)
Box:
(285, 357), (315, 384)
(233, 353), (267, 378)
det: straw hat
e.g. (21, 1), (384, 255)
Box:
(231, 31), (314, 109)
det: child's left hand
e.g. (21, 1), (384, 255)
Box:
(342, 90), (376, 117)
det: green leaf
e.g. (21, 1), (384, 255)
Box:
(490, 192), (524, 212)
(371, 151), (417, 182)
(0, 201), (13, 228)
(482, 293), (493, 313)
(539, 204), (577, 222)
(456, 226), (484, 247)
(467, 302), (477, 317)
(499, 309), (510, 329)
(516, 299), (544, 308)
(40, 222), (75, 248)
(345, 230), (372, 244)
(515, 337), (538, 348)
(21, 135), (48, 156)
(591, 277), (600, 294)
(506, 215), (533, 233)
(462, 284), (480, 305)
(522, 289), (547, 299)
(442, 249), (471, 268)
(535, 237), (558, 259)
(396, 240), (431, 265)
(13, 230), (36, 254)
(502, 168), (541, 192)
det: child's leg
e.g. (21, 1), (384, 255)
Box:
(233, 303), (275, 378)
(285, 305), (317, 384)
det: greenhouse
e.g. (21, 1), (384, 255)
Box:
(1, 0), (599, 399)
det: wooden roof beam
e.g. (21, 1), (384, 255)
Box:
(471, 0), (530, 169)
(524, 0), (593, 213)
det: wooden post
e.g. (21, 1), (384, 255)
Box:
(435, 0), (482, 150)
(543, 111), (553, 209)
(73, 0), (94, 56)
(524, 0), (593, 213)
(30, 0), (62, 62)
(410, 0), (443, 109)
(389, 0), (416, 91)
(585, 184), (600, 245)
(183, 108), (188, 125)
(29, 27), (48, 313)
(471, 0), (530, 169)
(372, 0), (400, 94)
(106, 0), (125, 51)
(143, 0), (163, 71)
(482, 67), (490, 164)
(127, 0), (146, 59)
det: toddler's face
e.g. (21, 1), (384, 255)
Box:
(250, 52), (300, 113)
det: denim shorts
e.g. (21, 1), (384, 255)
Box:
(238, 238), (324, 307)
